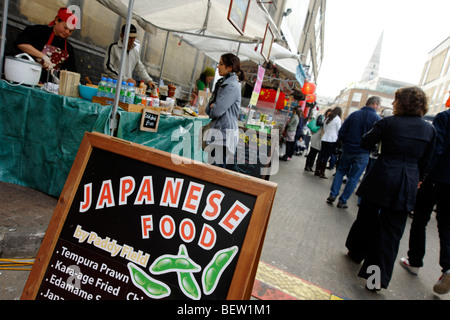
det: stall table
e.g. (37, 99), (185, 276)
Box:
(0, 80), (208, 197)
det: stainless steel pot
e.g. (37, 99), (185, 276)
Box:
(5, 53), (42, 86)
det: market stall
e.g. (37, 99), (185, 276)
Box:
(0, 0), (288, 197)
(0, 80), (208, 197)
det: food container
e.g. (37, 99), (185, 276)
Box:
(172, 107), (184, 115)
(4, 53), (42, 86)
(59, 70), (81, 97)
(79, 84), (98, 101)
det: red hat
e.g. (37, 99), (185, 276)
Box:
(49, 7), (78, 29)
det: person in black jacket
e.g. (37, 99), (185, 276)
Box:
(399, 105), (450, 294)
(326, 96), (381, 208)
(345, 87), (436, 291)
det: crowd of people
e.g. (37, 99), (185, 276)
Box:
(282, 88), (449, 295)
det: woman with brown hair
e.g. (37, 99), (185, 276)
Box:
(205, 53), (245, 169)
(345, 86), (436, 291)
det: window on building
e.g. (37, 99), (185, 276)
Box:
(352, 92), (362, 103)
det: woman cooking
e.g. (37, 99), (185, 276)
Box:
(14, 7), (78, 83)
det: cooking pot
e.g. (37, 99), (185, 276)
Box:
(5, 53), (42, 86)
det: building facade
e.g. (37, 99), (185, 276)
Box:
(419, 36), (450, 116)
(262, 0), (326, 83)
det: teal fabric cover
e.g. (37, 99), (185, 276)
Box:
(0, 81), (208, 197)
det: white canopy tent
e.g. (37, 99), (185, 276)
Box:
(96, 0), (283, 43)
(95, 0), (303, 135)
(175, 31), (299, 64)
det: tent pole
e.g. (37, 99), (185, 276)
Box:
(110, 0), (135, 137)
(158, 31), (170, 85)
(189, 49), (200, 100)
(0, 0), (9, 78)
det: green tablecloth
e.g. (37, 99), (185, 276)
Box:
(0, 80), (208, 197)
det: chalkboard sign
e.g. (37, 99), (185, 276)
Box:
(233, 127), (275, 180)
(140, 108), (160, 132)
(21, 132), (277, 300)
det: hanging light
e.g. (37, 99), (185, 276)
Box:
(306, 93), (316, 103)
(302, 82), (316, 95)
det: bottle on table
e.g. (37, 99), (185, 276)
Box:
(97, 77), (107, 97)
(126, 82), (136, 104)
(119, 81), (127, 103)
(112, 79), (118, 98)
(105, 78), (114, 99)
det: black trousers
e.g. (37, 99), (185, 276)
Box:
(346, 198), (408, 288)
(317, 141), (336, 165)
(285, 141), (295, 158)
(407, 179), (450, 273)
(305, 147), (319, 168)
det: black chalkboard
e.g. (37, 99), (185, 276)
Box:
(22, 132), (277, 300)
(140, 109), (160, 132)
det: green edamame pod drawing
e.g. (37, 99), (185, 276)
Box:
(127, 262), (171, 299)
(202, 246), (238, 295)
(150, 253), (201, 274)
(177, 245), (201, 300)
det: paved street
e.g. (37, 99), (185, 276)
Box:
(0, 152), (448, 300)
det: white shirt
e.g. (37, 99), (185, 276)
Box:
(103, 39), (152, 83)
(321, 116), (341, 142)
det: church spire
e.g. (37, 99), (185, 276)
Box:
(360, 31), (384, 82)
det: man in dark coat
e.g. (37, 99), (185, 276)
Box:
(326, 96), (381, 208)
(399, 106), (450, 295)
(345, 87), (436, 290)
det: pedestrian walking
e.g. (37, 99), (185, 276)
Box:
(280, 107), (302, 161)
(345, 87), (436, 291)
(315, 107), (342, 179)
(304, 111), (329, 172)
(302, 118), (313, 155)
(399, 105), (450, 295)
(326, 97), (381, 209)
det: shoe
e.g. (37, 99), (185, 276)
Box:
(399, 257), (420, 275)
(279, 155), (288, 161)
(304, 166), (313, 172)
(326, 195), (336, 203)
(287, 157), (291, 160)
(337, 202), (348, 209)
(318, 163), (327, 179)
(433, 270), (450, 294)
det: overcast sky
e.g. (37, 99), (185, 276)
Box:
(316, 0), (450, 98)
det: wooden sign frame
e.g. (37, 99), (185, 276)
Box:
(227, 0), (251, 35)
(140, 108), (161, 132)
(261, 23), (274, 62)
(21, 132), (277, 300)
